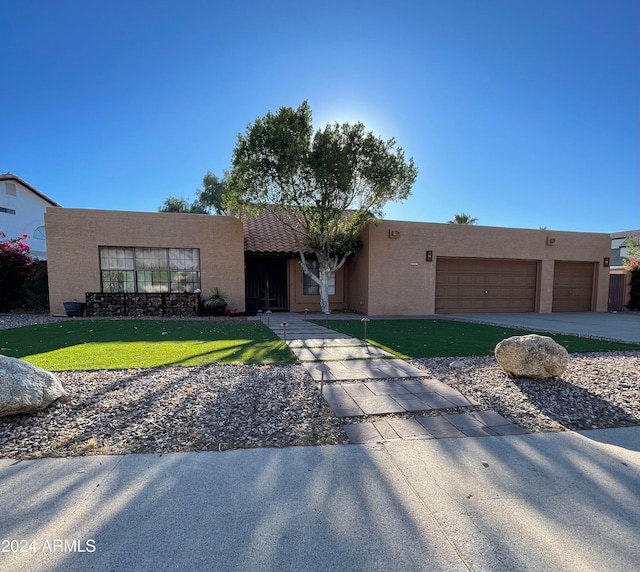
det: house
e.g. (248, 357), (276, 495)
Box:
(608, 229), (640, 311)
(0, 173), (60, 259)
(44, 207), (611, 316)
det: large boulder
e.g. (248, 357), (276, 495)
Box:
(0, 355), (66, 417)
(494, 334), (569, 379)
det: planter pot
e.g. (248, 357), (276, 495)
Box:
(63, 302), (86, 317)
(212, 302), (227, 316)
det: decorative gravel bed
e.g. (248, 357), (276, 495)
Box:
(411, 353), (640, 432)
(1, 314), (638, 460)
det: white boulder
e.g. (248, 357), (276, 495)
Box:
(494, 334), (569, 379)
(0, 355), (66, 417)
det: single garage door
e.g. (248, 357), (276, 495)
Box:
(436, 258), (538, 313)
(552, 261), (595, 312)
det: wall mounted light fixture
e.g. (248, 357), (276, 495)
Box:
(426, 250), (433, 262)
(603, 257), (610, 268)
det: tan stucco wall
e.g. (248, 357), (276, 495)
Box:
(45, 208), (245, 315)
(357, 221), (611, 315)
(288, 257), (347, 312)
(346, 231), (371, 314)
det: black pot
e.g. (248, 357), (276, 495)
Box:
(63, 302), (86, 317)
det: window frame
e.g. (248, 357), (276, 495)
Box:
(99, 246), (201, 294)
(302, 260), (336, 296)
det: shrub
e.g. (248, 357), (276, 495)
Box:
(0, 232), (36, 312)
(627, 268), (640, 311)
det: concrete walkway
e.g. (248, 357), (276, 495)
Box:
(1, 427), (638, 571)
(257, 313), (526, 441)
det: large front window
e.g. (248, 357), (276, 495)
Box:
(303, 260), (335, 295)
(100, 247), (200, 293)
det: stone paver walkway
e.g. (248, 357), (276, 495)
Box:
(256, 313), (527, 442)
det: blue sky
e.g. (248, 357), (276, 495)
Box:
(3, 0), (638, 233)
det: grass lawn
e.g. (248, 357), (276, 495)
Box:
(0, 320), (294, 371)
(315, 319), (640, 358)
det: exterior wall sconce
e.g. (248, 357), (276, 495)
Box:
(426, 250), (433, 262)
(603, 257), (610, 268)
(546, 237), (556, 246)
(389, 229), (400, 239)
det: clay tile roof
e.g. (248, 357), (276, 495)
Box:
(242, 208), (302, 254)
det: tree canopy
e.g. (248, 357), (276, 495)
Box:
(224, 101), (417, 313)
(158, 172), (227, 215)
(448, 213), (478, 224)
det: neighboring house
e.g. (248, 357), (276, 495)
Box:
(608, 229), (640, 311)
(0, 173), (60, 259)
(45, 206), (612, 317)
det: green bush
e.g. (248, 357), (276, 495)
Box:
(627, 269), (640, 311)
(22, 260), (49, 312)
(0, 232), (35, 312)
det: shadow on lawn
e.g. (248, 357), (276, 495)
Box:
(0, 319), (292, 368)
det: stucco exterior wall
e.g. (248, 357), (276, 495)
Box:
(45, 208), (245, 315)
(346, 231), (371, 314)
(1, 179), (57, 259)
(288, 257), (347, 312)
(359, 221), (611, 315)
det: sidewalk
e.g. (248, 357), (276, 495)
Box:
(256, 313), (527, 442)
(1, 427), (638, 571)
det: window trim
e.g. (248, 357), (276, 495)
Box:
(99, 246), (201, 294)
(302, 260), (336, 296)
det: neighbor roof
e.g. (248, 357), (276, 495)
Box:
(0, 173), (61, 207)
(242, 208), (303, 254)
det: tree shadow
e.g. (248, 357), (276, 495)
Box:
(512, 376), (638, 431)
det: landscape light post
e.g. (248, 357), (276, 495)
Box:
(316, 363), (330, 396)
(361, 317), (370, 354)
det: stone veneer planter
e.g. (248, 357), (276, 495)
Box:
(85, 292), (200, 317)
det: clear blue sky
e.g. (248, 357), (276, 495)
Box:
(3, 0), (638, 233)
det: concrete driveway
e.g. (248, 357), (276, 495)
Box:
(442, 312), (640, 344)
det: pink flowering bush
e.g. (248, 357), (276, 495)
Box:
(0, 231), (35, 311)
(624, 257), (639, 272)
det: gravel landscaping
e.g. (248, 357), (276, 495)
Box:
(0, 313), (638, 460)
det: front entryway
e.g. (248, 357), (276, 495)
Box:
(245, 256), (288, 312)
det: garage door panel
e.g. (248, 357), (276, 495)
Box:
(552, 262), (594, 312)
(436, 258), (538, 314)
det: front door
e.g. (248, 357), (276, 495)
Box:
(245, 256), (288, 312)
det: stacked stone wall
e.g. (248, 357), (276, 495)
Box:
(85, 293), (199, 317)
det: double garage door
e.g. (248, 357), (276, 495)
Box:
(435, 258), (595, 313)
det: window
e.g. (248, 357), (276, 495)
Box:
(5, 182), (16, 196)
(303, 260), (335, 295)
(99, 247), (200, 293)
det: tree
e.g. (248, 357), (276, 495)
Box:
(224, 101), (417, 314)
(197, 172), (226, 214)
(158, 173), (227, 215)
(158, 196), (207, 214)
(448, 213), (478, 224)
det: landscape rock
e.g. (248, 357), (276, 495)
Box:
(494, 334), (569, 379)
(0, 355), (67, 417)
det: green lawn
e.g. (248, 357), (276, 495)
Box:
(0, 320), (294, 371)
(314, 319), (640, 358)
